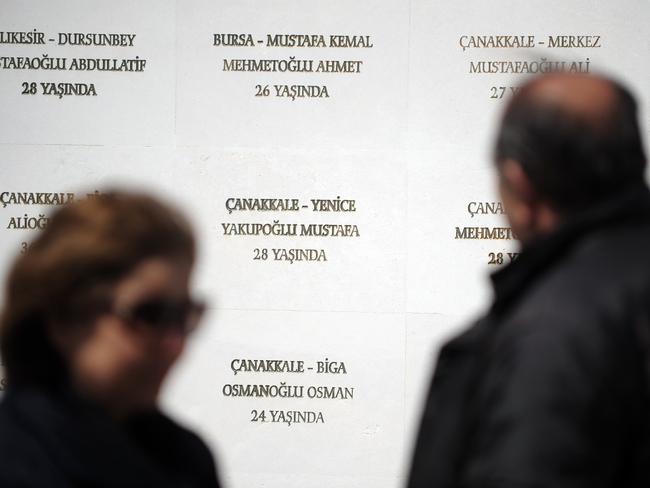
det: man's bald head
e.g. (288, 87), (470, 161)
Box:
(522, 73), (616, 128)
(495, 73), (646, 212)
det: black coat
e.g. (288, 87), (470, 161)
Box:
(408, 186), (650, 488)
(0, 385), (221, 488)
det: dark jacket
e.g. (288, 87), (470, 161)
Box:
(408, 185), (650, 488)
(0, 385), (221, 488)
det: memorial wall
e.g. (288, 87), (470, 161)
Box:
(1, 1), (649, 487)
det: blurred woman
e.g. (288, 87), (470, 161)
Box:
(0, 191), (220, 487)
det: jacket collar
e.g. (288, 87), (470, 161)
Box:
(489, 183), (650, 316)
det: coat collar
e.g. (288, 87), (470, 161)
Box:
(5, 385), (179, 488)
(489, 183), (650, 316)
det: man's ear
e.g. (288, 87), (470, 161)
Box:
(501, 159), (537, 204)
(500, 159), (560, 240)
(498, 159), (539, 245)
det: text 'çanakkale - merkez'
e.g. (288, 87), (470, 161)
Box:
(213, 34), (373, 48)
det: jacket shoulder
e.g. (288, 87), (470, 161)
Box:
(503, 223), (650, 340)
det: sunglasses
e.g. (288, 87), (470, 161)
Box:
(113, 297), (206, 334)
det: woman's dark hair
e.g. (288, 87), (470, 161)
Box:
(0, 191), (196, 388)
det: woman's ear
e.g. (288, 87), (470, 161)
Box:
(46, 320), (75, 356)
(45, 319), (96, 357)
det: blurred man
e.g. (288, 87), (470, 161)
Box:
(408, 73), (650, 487)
